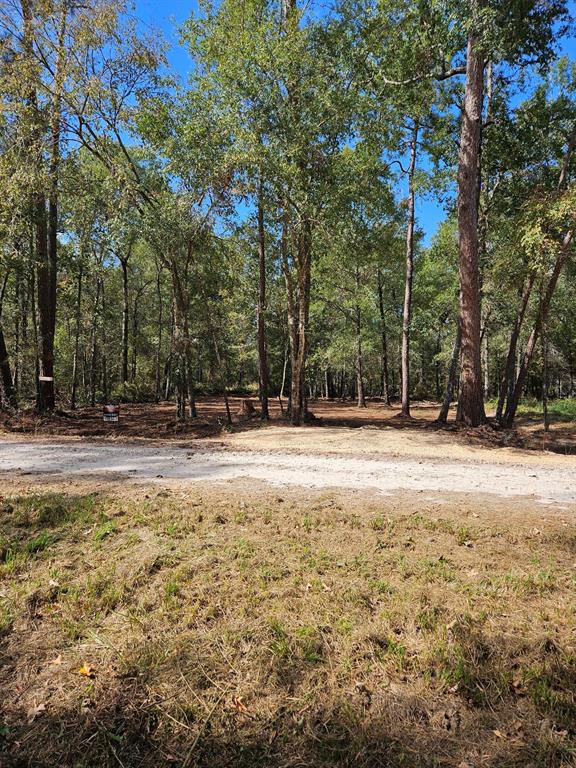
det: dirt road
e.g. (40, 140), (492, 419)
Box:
(0, 439), (574, 505)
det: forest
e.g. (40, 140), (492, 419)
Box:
(3, 4), (576, 767)
(0, 0), (575, 430)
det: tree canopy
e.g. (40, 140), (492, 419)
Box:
(0, 0), (575, 428)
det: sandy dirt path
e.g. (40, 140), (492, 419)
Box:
(0, 439), (574, 505)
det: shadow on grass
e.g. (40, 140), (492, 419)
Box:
(2, 491), (576, 767)
(1, 682), (575, 768)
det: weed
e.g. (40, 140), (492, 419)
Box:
(25, 532), (56, 554)
(371, 578), (395, 596)
(415, 605), (443, 632)
(93, 521), (117, 544)
(0, 605), (13, 634)
(456, 526), (471, 546)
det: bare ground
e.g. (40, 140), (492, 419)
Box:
(0, 439), (574, 506)
(0, 397), (574, 455)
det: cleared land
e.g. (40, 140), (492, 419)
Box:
(0, 440), (575, 505)
(0, 399), (575, 767)
(0, 397), (575, 455)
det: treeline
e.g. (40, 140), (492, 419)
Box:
(0, 0), (575, 427)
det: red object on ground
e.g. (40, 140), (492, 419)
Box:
(103, 404), (120, 423)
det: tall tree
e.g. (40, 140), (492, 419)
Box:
(456, 4), (486, 426)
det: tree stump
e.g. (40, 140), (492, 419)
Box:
(237, 399), (257, 418)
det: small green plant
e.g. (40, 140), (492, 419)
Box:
(296, 625), (324, 663)
(25, 532), (56, 554)
(371, 579), (395, 596)
(456, 526), (471, 546)
(164, 578), (181, 599)
(373, 635), (408, 669)
(416, 605), (442, 632)
(269, 619), (291, 659)
(336, 616), (354, 635)
(93, 521), (117, 544)
(0, 605), (13, 634)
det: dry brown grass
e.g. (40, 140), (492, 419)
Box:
(1, 479), (575, 767)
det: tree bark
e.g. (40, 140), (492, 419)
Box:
(437, 324), (461, 424)
(0, 272), (17, 409)
(155, 262), (163, 402)
(504, 230), (574, 427)
(280, 206), (311, 426)
(256, 174), (270, 420)
(377, 269), (391, 404)
(37, 1), (67, 412)
(456, 16), (485, 426)
(120, 254), (130, 385)
(355, 304), (366, 408)
(495, 272), (535, 422)
(89, 275), (102, 408)
(20, 0), (47, 409)
(355, 267), (366, 408)
(290, 219), (312, 425)
(401, 121), (419, 416)
(542, 313), (549, 432)
(70, 262), (83, 410)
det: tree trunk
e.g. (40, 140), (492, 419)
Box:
(290, 220), (312, 425)
(280, 342), (289, 401)
(155, 263), (163, 402)
(542, 314), (549, 433)
(37, 2), (66, 413)
(401, 121), (419, 417)
(256, 174), (270, 420)
(437, 324), (461, 424)
(0, 327), (16, 410)
(504, 230), (574, 427)
(435, 326), (442, 401)
(355, 303), (366, 408)
(35, 195), (56, 412)
(354, 265), (366, 408)
(456, 17), (485, 426)
(170, 269), (197, 420)
(70, 262), (83, 410)
(377, 269), (391, 404)
(89, 276), (102, 408)
(131, 291), (138, 382)
(495, 272), (535, 422)
(0, 273), (16, 409)
(482, 327), (489, 399)
(120, 255), (129, 385)
(280, 206), (311, 426)
(211, 332), (232, 427)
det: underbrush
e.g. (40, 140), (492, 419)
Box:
(0, 486), (575, 767)
(486, 397), (576, 422)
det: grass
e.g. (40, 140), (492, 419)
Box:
(486, 397), (576, 422)
(0, 483), (575, 767)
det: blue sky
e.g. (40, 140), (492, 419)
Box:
(132, 0), (576, 245)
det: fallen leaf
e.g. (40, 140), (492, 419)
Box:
(49, 654), (63, 665)
(79, 663), (95, 678)
(493, 729), (504, 739)
(446, 619), (457, 630)
(232, 696), (249, 713)
(27, 702), (46, 724)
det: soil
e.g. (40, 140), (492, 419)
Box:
(0, 397), (574, 455)
(0, 439), (574, 506)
